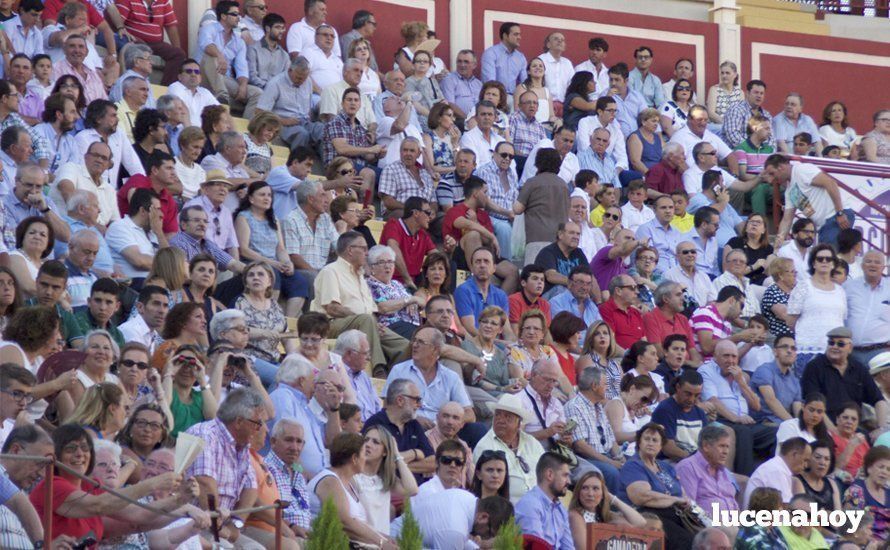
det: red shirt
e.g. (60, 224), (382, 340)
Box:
(507, 291), (552, 325)
(43, 0), (105, 28)
(379, 218), (435, 282)
(117, 175), (179, 234)
(644, 159), (684, 195)
(641, 308), (695, 349)
(30, 475), (105, 544)
(553, 346), (576, 385)
(599, 298), (645, 349)
(115, 0), (178, 43)
(442, 203), (494, 245)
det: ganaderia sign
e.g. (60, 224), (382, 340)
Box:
(586, 523), (664, 550)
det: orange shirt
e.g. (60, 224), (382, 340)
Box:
(246, 450), (282, 532)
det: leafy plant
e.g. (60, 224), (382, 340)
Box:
(306, 496), (350, 550)
(492, 516), (523, 550)
(397, 499), (423, 550)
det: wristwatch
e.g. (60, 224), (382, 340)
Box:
(836, 210), (845, 217)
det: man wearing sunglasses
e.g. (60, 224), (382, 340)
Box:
(416, 439), (468, 497)
(801, 326), (889, 428)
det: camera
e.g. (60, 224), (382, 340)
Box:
(227, 355), (247, 369)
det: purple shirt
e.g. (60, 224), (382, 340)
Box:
(675, 450), (739, 516)
(589, 244), (627, 291)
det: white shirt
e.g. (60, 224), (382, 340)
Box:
(621, 202), (655, 233)
(51, 162), (119, 226)
(168, 81), (220, 128)
(302, 45), (344, 91)
(537, 52), (574, 103)
(670, 125), (732, 167)
(118, 313), (159, 353)
(391, 489), (479, 550)
(240, 16), (264, 43)
(743, 456), (794, 507)
(286, 18), (341, 58)
(576, 116), (629, 169)
(318, 80), (376, 128)
(415, 475), (447, 498)
(175, 159), (206, 200)
(105, 216), (158, 278)
(682, 164), (738, 196)
(460, 127), (504, 168)
(784, 162), (834, 229)
(775, 418), (817, 455)
(377, 118), (425, 168)
(627, 368), (666, 395)
(664, 265), (718, 308)
(74, 128), (145, 187)
(739, 343), (773, 374)
(520, 137), (579, 186)
(777, 241), (811, 282)
(573, 60), (610, 98)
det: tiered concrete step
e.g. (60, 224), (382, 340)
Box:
(737, 0), (830, 35)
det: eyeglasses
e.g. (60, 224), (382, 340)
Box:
(680, 249), (697, 255)
(603, 213), (620, 221)
(439, 456), (466, 467)
(182, 68), (201, 75)
(639, 395), (652, 405)
(827, 339), (849, 348)
(120, 359), (149, 370)
(0, 389), (34, 404)
(242, 417), (263, 429)
(814, 256), (834, 263)
(300, 336), (323, 344)
(775, 344), (797, 351)
(618, 284), (639, 291)
(515, 453), (530, 474)
(372, 260), (395, 266)
(225, 11), (241, 17)
(62, 442), (91, 454)
(401, 394), (422, 404)
(498, 152), (514, 160)
(133, 418), (164, 431)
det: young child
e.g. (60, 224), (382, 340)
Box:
(620, 180), (655, 232)
(793, 132), (815, 156)
(832, 258), (849, 284)
(589, 183), (616, 227)
(739, 315), (772, 374)
(822, 145), (843, 159)
(669, 190), (694, 233)
(574, 169), (600, 215)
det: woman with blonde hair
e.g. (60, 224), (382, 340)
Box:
(67, 382), (130, 440)
(705, 60), (742, 129)
(355, 426), (418, 534)
(574, 321), (623, 399)
(146, 247), (188, 293)
(508, 309), (557, 380)
(245, 112), (282, 176)
(348, 38), (381, 97)
(465, 306), (517, 397)
(67, 330), (121, 410)
(569, 469), (646, 548)
(394, 21), (429, 77)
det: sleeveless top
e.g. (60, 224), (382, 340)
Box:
(237, 210), (279, 259)
(611, 397), (649, 457)
(75, 370), (121, 391)
(797, 474), (836, 511)
(864, 129), (890, 164)
(428, 131), (455, 185)
(630, 129), (663, 169)
(9, 250), (41, 283)
(308, 469), (368, 522)
(170, 388), (204, 438)
(354, 473), (391, 535)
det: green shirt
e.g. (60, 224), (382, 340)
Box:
(73, 309), (125, 348)
(170, 388), (205, 438)
(777, 526), (828, 550)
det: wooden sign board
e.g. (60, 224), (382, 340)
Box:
(586, 523), (665, 550)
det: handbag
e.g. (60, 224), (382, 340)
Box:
(673, 502), (709, 534)
(525, 389), (578, 468)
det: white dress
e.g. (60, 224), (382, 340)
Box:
(308, 469), (368, 522)
(819, 124), (858, 150)
(9, 250), (41, 283)
(787, 280), (847, 354)
(354, 472), (392, 535)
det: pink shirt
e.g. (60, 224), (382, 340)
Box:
(675, 451), (739, 517)
(53, 58), (107, 105)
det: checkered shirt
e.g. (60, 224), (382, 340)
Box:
(508, 112), (547, 156)
(323, 113), (372, 165)
(378, 162), (435, 213)
(264, 450), (312, 529)
(476, 161), (518, 220)
(184, 418), (257, 510)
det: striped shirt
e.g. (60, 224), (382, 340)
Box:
(185, 418), (257, 510)
(476, 161), (518, 220)
(264, 451), (312, 529)
(116, 0), (177, 43)
(508, 111), (547, 156)
(690, 303), (731, 359)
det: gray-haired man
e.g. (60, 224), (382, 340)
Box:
(109, 44), (157, 107)
(256, 56), (324, 149)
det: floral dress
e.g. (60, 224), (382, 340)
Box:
(509, 343), (557, 378)
(428, 131), (455, 187)
(366, 276), (421, 328)
(234, 295), (286, 363)
(843, 479), (890, 540)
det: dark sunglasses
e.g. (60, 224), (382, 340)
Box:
(603, 213), (620, 221)
(439, 456), (466, 467)
(676, 86), (691, 91)
(814, 256), (835, 263)
(120, 358), (149, 370)
(182, 68), (201, 75)
(680, 249), (697, 255)
(498, 152), (514, 160)
(515, 453), (530, 474)
(338, 168), (355, 176)
(827, 339), (849, 348)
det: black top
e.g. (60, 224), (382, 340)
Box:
(800, 354), (883, 421)
(725, 236), (774, 286)
(796, 474), (837, 512)
(363, 409), (434, 483)
(534, 242), (589, 293)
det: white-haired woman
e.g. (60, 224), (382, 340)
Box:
(67, 330), (121, 409)
(366, 245), (424, 340)
(209, 308), (280, 387)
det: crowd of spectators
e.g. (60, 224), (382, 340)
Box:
(0, 1), (888, 549)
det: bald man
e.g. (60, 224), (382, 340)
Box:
(425, 401), (475, 486)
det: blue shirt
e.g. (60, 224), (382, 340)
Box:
(636, 219), (683, 272)
(265, 165), (301, 220)
(383, 360), (472, 422)
(686, 230), (720, 278)
(439, 72), (483, 117)
(196, 21), (249, 80)
(750, 361), (801, 424)
(700, 360), (749, 417)
(514, 486), (574, 550)
(269, 383), (327, 477)
(577, 149), (621, 188)
(687, 193), (745, 248)
(348, 368), (382, 422)
(363, 408), (434, 457)
(771, 113), (819, 151)
(612, 89), (647, 137)
(651, 396), (710, 454)
(454, 276), (509, 327)
(549, 291), (602, 328)
(619, 456), (683, 502)
(33, 123), (79, 175)
(481, 43), (527, 95)
(628, 68), (666, 109)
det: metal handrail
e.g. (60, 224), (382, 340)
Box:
(0, 454), (288, 550)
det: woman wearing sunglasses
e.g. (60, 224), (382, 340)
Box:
(471, 449), (510, 500)
(659, 78), (694, 138)
(605, 374), (659, 458)
(162, 344), (222, 437)
(786, 243), (847, 377)
(117, 342), (171, 417)
(116, 402), (172, 483)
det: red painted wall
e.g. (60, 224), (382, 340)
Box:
(741, 27), (889, 131)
